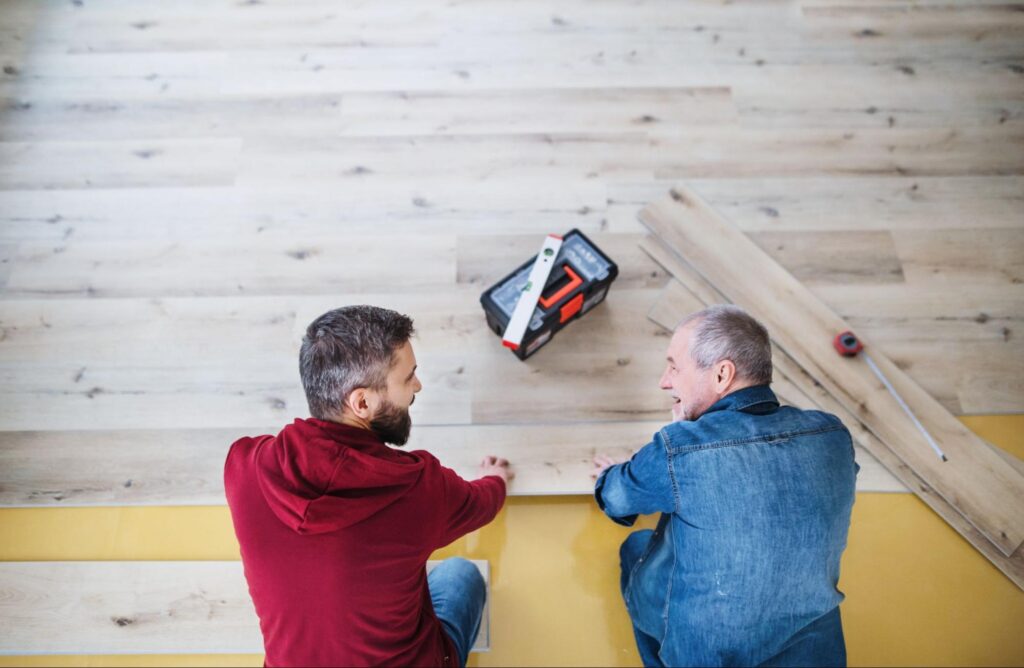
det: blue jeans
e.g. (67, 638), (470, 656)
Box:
(428, 557), (486, 667)
(620, 530), (664, 667)
(620, 530), (847, 667)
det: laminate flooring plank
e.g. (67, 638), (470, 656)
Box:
(0, 289), (660, 432)
(235, 128), (1024, 192)
(747, 230), (904, 286)
(0, 422), (652, 507)
(641, 241), (1024, 588)
(646, 278), (907, 494)
(800, 2), (1024, 34)
(0, 296), (299, 366)
(0, 358), (468, 432)
(0, 560), (489, 654)
(57, 6), (441, 53)
(891, 228), (1024, 287)
(235, 134), (660, 187)
(0, 95), (347, 142)
(606, 176), (1024, 233)
(0, 139), (241, 191)
(0, 181), (610, 244)
(0, 245), (13, 292)
(640, 187), (1024, 556)
(0, 51), (226, 99)
(731, 62), (1024, 129)
(0, 235), (456, 299)
(337, 88), (736, 137)
(649, 127), (1024, 178)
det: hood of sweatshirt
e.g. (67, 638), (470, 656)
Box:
(241, 417), (426, 535)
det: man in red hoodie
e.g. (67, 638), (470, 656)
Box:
(225, 305), (512, 667)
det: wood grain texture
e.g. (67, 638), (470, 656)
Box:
(607, 177), (1024, 232)
(0, 560), (490, 654)
(1, 235), (456, 298)
(0, 139), (241, 190)
(0, 422), (651, 507)
(0, 182), (610, 244)
(640, 187), (1024, 556)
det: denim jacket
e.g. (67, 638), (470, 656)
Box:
(595, 385), (858, 667)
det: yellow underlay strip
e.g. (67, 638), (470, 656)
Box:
(1, 416), (1022, 667)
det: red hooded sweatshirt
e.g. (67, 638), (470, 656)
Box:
(224, 418), (506, 667)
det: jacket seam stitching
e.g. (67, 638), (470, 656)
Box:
(664, 424), (846, 454)
(661, 429), (682, 513)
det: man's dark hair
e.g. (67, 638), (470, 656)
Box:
(299, 305), (415, 420)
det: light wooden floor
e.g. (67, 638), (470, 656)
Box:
(1, 0), (1022, 663)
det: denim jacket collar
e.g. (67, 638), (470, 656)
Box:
(702, 384), (779, 417)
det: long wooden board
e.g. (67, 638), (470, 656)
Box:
(639, 187), (1024, 557)
(0, 423), (651, 506)
(0, 560), (489, 655)
(641, 248), (1024, 590)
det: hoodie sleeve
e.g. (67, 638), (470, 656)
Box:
(436, 464), (507, 548)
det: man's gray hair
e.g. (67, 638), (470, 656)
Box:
(678, 304), (772, 385)
(299, 305), (415, 420)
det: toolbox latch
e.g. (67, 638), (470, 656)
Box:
(559, 293), (585, 324)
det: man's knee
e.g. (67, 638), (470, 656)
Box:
(620, 529), (654, 569)
(434, 557), (485, 597)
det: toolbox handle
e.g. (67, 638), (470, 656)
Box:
(538, 265), (583, 309)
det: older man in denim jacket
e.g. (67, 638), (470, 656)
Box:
(593, 305), (858, 667)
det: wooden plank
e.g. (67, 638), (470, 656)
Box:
(748, 230), (904, 285)
(0, 422), (650, 507)
(0, 235), (456, 298)
(337, 88), (736, 136)
(0, 139), (241, 190)
(0, 560), (489, 654)
(0, 357), (469, 432)
(234, 128), (1024, 190)
(640, 241), (1024, 588)
(648, 127), (1024, 179)
(0, 182), (609, 244)
(0, 51), (226, 99)
(0, 244), (13, 291)
(646, 278), (907, 493)
(235, 133), (660, 188)
(891, 228), (1024, 287)
(639, 187), (1024, 556)
(0, 95), (347, 142)
(606, 176), (1024, 232)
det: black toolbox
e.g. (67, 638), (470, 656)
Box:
(480, 229), (618, 360)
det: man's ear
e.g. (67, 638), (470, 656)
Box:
(715, 360), (737, 392)
(343, 388), (374, 420)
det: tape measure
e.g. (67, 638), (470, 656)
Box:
(481, 229), (618, 360)
(833, 329), (948, 462)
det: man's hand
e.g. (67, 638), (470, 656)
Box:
(591, 453), (626, 480)
(479, 456), (513, 484)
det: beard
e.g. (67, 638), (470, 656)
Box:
(370, 396), (413, 446)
